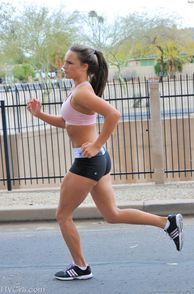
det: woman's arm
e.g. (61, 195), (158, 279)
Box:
(36, 112), (66, 128)
(93, 110), (120, 149)
(27, 98), (66, 129)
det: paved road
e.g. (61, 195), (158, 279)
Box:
(0, 218), (194, 294)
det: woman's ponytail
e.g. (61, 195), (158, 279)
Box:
(90, 50), (108, 97)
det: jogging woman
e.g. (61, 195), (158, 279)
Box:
(27, 44), (183, 281)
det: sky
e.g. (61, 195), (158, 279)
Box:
(2, 0), (194, 28)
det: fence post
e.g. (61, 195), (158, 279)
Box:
(0, 100), (12, 191)
(149, 81), (165, 184)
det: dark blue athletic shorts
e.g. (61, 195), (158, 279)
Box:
(69, 150), (111, 181)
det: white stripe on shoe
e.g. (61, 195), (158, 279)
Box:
(170, 229), (179, 239)
(67, 269), (78, 277)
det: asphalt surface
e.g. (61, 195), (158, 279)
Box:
(0, 218), (194, 294)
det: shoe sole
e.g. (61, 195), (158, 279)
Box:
(176, 213), (184, 251)
(55, 273), (93, 281)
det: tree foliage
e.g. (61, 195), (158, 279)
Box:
(0, 4), (194, 81)
(13, 64), (35, 81)
(154, 42), (187, 78)
(0, 3), (78, 80)
(76, 10), (123, 53)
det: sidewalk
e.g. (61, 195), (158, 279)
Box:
(1, 181), (194, 222)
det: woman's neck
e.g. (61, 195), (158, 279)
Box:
(74, 80), (89, 88)
(73, 78), (89, 87)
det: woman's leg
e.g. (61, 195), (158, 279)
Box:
(91, 173), (167, 228)
(56, 171), (96, 267)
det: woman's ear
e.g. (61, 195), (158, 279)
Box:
(82, 63), (88, 73)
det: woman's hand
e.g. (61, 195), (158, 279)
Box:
(27, 98), (41, 117)
(81, 142), (100, 158)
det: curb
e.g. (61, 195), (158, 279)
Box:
(0, 199), (194, 222)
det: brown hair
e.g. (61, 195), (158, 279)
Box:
(70, 44), (108, 97)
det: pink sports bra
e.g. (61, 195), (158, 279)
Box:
(61, 81), (96, 126)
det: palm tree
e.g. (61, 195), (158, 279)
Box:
(154, 42), (186, 78)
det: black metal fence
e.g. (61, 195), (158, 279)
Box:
(160, 75), (194, 178)
(1, 75), (194, 190)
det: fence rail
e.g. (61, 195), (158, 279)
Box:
(1, 75), (194, 190)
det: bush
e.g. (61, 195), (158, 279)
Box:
(112, 68), (137, 81)
(121, 70), (137, 81)
(0, 70), (5, 83)
(13, 64), (35, 82)
(154, 62), (168, 77)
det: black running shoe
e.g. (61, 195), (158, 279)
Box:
(165, 214), (183, 251)
(55, 264), (93, 281)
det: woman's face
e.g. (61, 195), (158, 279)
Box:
(63, 50), (88, 80)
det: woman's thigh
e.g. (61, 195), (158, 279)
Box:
(57, 171), (97, 217)
(90, 173), (117, 219)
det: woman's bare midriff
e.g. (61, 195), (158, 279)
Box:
(66, 124), (98, 147)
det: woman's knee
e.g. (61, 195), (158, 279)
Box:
(56, 209), (63, 224)
(56, 208), (71, 225)
(104, 209), (120, 224)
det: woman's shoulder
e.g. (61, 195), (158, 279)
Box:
(72, 83), (96, 107)
(73, 82), (94, 96)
